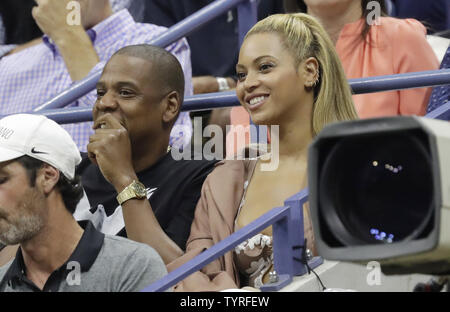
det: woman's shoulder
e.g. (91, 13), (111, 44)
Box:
(376, 16), (427, 38)
(200, 159), (257, 191)
(207, 159), (257, 176)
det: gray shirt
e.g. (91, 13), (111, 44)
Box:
(0, 221), (168, 292)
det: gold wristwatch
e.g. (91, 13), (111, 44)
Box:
(116, 180), (147, 205)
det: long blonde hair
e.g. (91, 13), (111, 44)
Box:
(245, 13), (358, 136)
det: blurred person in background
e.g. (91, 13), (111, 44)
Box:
(284, 0), (439, 117)
(0, 0), (193, 152)
(0, 0), (144, 53)
(391, 0), (450, 35)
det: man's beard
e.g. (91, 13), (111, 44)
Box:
(0, 187), (47, 245)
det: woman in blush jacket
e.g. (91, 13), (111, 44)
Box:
(166, 13), (358, 291)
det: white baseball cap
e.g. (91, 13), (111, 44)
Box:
(0, 114), (81, 180)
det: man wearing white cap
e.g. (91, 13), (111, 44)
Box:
(0, 114), (167, 292)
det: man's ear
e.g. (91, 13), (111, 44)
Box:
(37, 164), (60, 195)
(161, 91), (181, 124)
(301, 57), (320, 88)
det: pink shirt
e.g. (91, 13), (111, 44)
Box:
(336, 17), (439, 117)
(227, 17), (439, 156)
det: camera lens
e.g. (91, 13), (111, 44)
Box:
(319, 132), (434, 245)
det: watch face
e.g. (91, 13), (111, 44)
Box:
(132, 182), (147, 197)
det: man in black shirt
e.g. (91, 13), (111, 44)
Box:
(74, 44), (218, 264)
(76, 151), (215, 251)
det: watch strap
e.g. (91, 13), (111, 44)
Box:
(116, 180), (146, 205)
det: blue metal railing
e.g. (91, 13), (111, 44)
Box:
(142, 205), (291, 292)
(348, 68), (450, 94)
(33, 69), (450, 124)
(141, 189), (323, 292)
(34, 90), (239, 124)
(32, 0), (257, 112)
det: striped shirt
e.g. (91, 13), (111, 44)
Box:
(0, 9), (193, 151)
(0, 0), (139, 45)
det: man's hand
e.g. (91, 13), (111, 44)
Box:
(88, 114), (138, 192)
(32, 0), (83, 42)
(32, 0), (100, 81)
(88, 116), (184, 263)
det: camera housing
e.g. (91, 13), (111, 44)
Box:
(308, 116), (450, 275)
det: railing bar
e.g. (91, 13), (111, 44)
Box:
(350, 69), (450, 94)
(150, 0), (249, 48)
(11, 70), (450, 124)
(141, 205), (290, 292)
(32, 107), (93, 124)
(425, 101), (450, 119)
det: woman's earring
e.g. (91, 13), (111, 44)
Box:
(313, 72), (320, 87)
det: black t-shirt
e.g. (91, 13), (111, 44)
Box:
(76, 153), (218, 250)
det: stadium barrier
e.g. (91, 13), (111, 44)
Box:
(32, 69), (450, 124)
